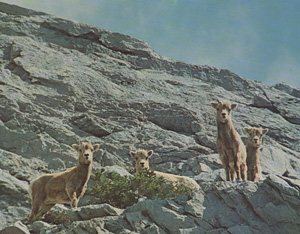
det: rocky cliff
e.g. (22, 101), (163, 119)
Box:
(0, 2), (299, 234)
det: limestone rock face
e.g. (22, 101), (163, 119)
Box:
(0, 2), (299, 233)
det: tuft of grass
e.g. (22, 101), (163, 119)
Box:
(88, 168), (192, 208)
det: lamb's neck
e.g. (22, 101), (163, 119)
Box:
(76, 162), (92, 181)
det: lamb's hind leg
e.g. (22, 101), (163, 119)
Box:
(28, 194), (44, 223)
(225, 167), (231, 181)
(35, 203), (55, 219)
(220, 155), (231, 181)
(28, 205), (39, 223)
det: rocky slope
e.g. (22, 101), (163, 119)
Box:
(0, 2), (299, 233)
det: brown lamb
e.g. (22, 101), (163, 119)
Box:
(211, 100), (247, 181)
(245, 127), (268, 182)
(130, 149), (200, 191)
(28, 142), (100, 222)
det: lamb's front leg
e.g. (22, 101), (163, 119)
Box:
(234, 151), (242, 181)
(71, 192), (78, 208)
(252, 166), (259, 182)
(66, 187), (78, 209)
(78, 184), (87, 198)
(220, 152), (231, 181)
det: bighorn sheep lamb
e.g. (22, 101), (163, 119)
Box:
(28, 142), (100, 222)
(130, 149), (200, 191)
(211, 100), (247, 181)
(245, 127), (268, 182)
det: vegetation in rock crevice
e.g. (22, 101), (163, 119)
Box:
(88, 169), (192, 208)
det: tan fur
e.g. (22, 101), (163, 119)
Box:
(211, 100), (247, 181)
(245, 127), (268, 182)
(130, 149), (200, 191)
(28, 142), (100, 222)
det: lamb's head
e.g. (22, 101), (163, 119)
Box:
(245, 127), (268, 148)
(130, 149), (153, 172)
(211, 100), (237, 124)
(72, 142), (100, 165)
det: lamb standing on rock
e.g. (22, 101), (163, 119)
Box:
(211, 100), (247, 181)
(245, 127), (268, 182)
(130, 149), (200, 191)
(28, 142), (100, 222)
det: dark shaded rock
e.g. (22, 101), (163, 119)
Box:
(0, 221), (29, 234)
(70, 114), (114, 138)
(274, 82), (300, 98)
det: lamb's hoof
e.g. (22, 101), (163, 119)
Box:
(21, 218), (29, 225)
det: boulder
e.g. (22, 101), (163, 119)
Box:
(0, 221), (30, 234)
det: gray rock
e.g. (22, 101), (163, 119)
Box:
(31, 221), (53, 234)
(274, 82), (300, 98)
(0, 169), (29, 204)
(76, 204), (123, 220)
(0, 2), (300, 233)
(125, 200), (197, 233)
(125, 211), (155, 233)
(194, 169), (225, 182)
(102, 165), (132, 178)
(175, 227), (207, 234)
(227, 225), (260, 234)
(184, 198), (205, 218)
(141, 224), (167, 234)
(0, 221), (30, 234)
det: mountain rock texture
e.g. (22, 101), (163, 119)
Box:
(0, 2), (299, 233)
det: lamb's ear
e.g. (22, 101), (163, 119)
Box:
(262, 128), (269, 135)
(244, 127), (252, 134)
(231, 103), (238, 110)
(130, 151), (137, 159)
(147, 150), (153, 158)
(93, 144), (100, 151)
(72, 144), (80, 152)
(211, 102), (219, 109)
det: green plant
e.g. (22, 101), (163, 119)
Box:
(89, 168), (192, 208)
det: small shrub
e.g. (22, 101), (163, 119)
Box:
(89, 168), (192, 208)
